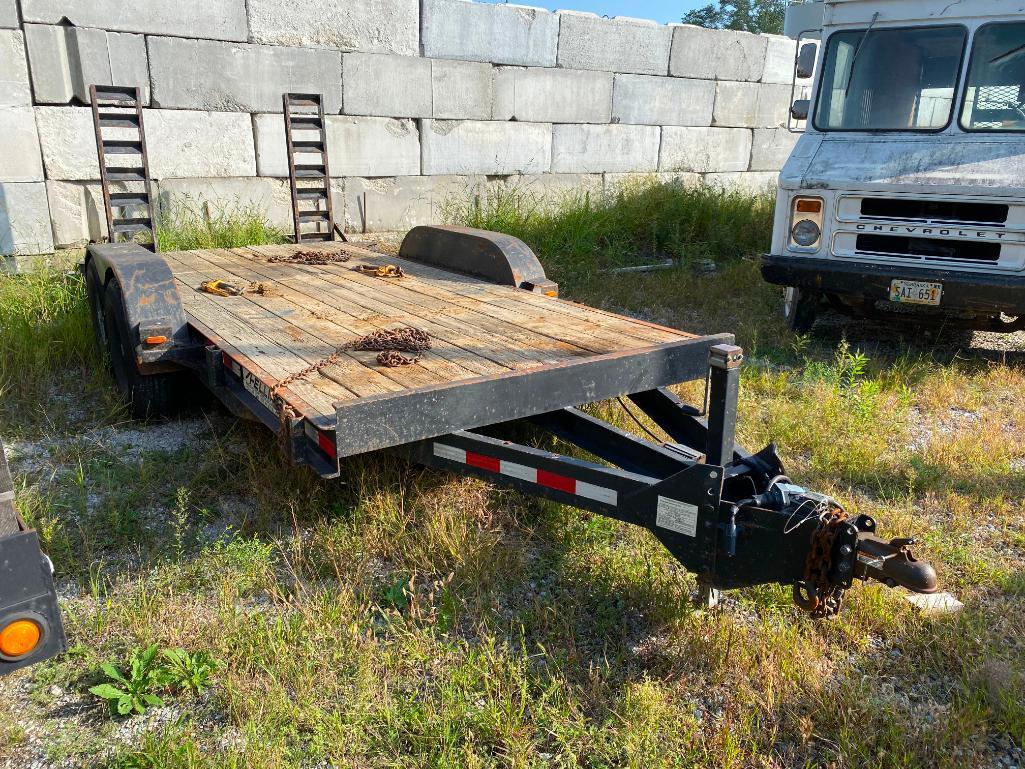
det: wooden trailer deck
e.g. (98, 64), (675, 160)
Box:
(162, 242), (730, 456)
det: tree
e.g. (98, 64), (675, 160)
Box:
(682, 0), (785, 35)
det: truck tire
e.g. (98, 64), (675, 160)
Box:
(783, 287), (819, 333)
(102, 279), (179, 419)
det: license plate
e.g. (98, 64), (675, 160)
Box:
(889, 280), (942, 306)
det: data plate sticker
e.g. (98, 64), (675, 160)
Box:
(656, 496), (699, 537)
(890, 279), (942, 306)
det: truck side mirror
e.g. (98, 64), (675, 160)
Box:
(790, 99), (810, 120)
(796, 43), (817, 79)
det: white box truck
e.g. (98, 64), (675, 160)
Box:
(762, 0), (1025, 333)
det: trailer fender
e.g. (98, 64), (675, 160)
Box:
(399, 225), (558, 295)
(85, 242), (191, 373)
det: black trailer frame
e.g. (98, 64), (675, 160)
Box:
(82, 227), (939, 620)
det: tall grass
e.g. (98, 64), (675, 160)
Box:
(0, 267), (95, 400)
(156, 197), (289, 252)
(446, 177), (775, 284)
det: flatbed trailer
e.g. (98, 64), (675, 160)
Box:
(76, 226), (938, 626)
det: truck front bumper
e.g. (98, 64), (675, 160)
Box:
(762, 254), (1025, 317)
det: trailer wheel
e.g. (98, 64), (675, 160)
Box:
(783, 287), (819, 333)
(102, 279), (179, 419)
(84, 261), (109, 360)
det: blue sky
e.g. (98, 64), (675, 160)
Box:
(477, 1), (706, 24)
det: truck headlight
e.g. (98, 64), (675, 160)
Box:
(789, 196), (824, 249)
(791, 219), (821, 246)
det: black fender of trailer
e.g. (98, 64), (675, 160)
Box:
(85, 242), (191, 372)
(399, 225), (559, 295)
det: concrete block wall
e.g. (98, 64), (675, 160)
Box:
(0, 0), (804, 254)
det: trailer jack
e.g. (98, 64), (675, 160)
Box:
(401, 345), (938, 617)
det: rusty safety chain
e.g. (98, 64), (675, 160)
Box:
(794, 503), (849, 618)
(268, 250), (351, 265)
(267, 327), (433, 455)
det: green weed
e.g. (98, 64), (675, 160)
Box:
(156, 197), (289, 252)
(88, 644), (166, 716)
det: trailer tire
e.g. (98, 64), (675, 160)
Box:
(84, 261), (109, 362)
(102, 279), (179, 419)
(783, 287), (819, 333)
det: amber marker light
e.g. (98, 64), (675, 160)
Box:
(0, 618), (42, 658)
(144, 335), (168, 345)
(795, 198), (823, 214)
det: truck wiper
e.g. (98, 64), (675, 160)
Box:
(844, 12), (880, 97)
(990, 42), (1025, 65)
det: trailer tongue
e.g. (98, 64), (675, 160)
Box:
(82, 228), (937, 623)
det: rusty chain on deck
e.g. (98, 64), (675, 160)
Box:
(268, 250), (351, 265)
(268, 327), (433, 458)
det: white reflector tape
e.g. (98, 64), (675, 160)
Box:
(499, 460), (536, 482)
(433, 444), (466, 463)
(576, 480), (618, 505)
(432, 443), (618, 507)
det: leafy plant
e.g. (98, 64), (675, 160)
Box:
(161, 648), (220, 696)
(88, 644), (165, 716)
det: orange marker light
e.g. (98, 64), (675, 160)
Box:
(795, 199), (822, 214)
(0, 619), (41, 658)
(144, 335), (168, 345)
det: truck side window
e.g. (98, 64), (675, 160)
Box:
(961, 22), (1025, 131)
(814, 25), (967, 131)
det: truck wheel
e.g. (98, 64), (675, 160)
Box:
(783, 287), (819, 333)
(102, 279), (179, 419)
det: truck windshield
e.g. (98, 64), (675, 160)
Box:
(814, 25), (967, 131)
(961, 22), (1025, 131)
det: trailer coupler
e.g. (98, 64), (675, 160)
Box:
(402, 344), (938, 618)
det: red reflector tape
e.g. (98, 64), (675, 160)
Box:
(432, 443), (617, 506)
(536, 469), (576, 494)
(318, 431), (337, 459)
(466, 451), (500, 472)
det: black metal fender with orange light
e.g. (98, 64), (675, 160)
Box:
(0, 439), (66, 675)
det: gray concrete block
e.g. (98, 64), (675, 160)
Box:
(670, 25), (767, 81)
(0, 31), (30, 107)
(762, 35), (796, 84)
(342, 175), (486, 233)
(612, 74), (713, 126)
(702, 171), (778, 194)
(20, 0), (248, 41)
(248, 0), (419, 56)
(422, 0), (558, 67)
(432, 59), (492, 120)
(494, 67), (612, 124)
(0, 108), (43, 182)
(659, 127), (752, 173)
(45, 180), (105, 247)
(149, 37), (341, 114)
(36, 107), (256, 180)
(25, 25), (149, 105)
(713, 81), (760, 127)
(157, 177), (293, 231)
(551, 124), (659, 174)
(756, 83), (793, 128)
(343, 53), (432, 118)
(1, 183), (53, 255)
(557, 13), (673, 75)
(421, 119), (552, 175)
(0, 0), (18, 28)
(749, 128), (800, 171)
(254, 114), (421, 177)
